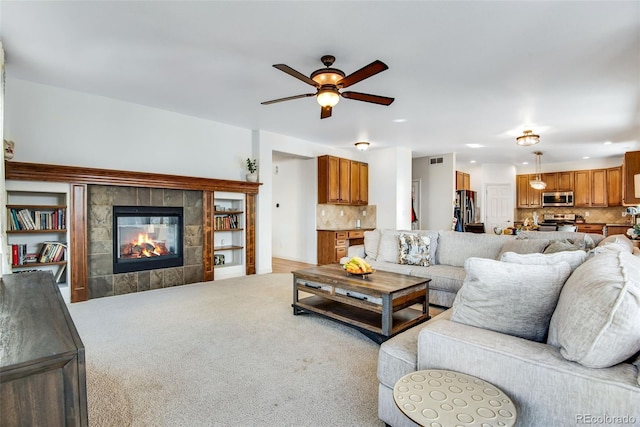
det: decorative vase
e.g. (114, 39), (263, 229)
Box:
(246, 172), (258, 182)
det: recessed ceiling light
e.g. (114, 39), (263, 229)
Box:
(522, 162), (529, 165)
(470, 160), (477, 163)
(393, 118), (407, 123)
(583, 156), (590, 159)
(604, 141), (612, 145)
(466, 144), (484, 148)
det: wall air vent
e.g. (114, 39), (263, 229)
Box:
(430, 157), (444, 165)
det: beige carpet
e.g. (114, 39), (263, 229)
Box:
(68, 273), (384, 426)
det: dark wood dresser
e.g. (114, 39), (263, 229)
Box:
(0, 271), (88, 426)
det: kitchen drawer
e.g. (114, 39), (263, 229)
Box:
(336, 239), (347, 247)
(335, 231), (348, 239)
(336, 247), (347, 259)
(577, 224), (604, 233)
(348, 230), (364, 239)
(296, 278), (333, 294)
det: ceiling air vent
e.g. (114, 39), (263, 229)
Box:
(430, 157), (444, 165)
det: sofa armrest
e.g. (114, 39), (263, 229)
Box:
(347, 244), (365, 258)
(417, 320), (639, 426)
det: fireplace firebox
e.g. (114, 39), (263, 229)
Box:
(113, 206), (184, 274)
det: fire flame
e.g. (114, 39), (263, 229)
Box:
(134, 233), (161, 257)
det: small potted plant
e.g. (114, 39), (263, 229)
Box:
(246, 158), (258, 182)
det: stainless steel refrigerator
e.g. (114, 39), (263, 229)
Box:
(454, 190), (476, 232)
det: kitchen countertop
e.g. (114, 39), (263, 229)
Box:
(317, 228), (375, 231)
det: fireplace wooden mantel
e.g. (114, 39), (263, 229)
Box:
(4, 161), (261, 302)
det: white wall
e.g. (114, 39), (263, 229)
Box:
(0, 43), (8, 274)
(413, 153), (456, 230)
(367, 147), (412, 230)
(4, 79), (253, 179)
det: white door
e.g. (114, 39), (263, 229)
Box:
(485, 184), (513, 233)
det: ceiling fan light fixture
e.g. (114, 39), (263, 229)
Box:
(355, 141), (370, 151)
(317, 87), (340, 107)
(516, 130), (540, 146)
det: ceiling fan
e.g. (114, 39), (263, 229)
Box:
(261, 55), (395, 119)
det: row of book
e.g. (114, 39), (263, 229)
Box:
(8, 208), (66, 231)
(214, 214), (240, 230)
(10, 241), (67, 266)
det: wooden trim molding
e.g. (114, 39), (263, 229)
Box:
(5, 162), (261, 302)
(5, 161), (261, 194)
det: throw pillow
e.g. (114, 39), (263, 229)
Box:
(398, 233), (430, 267)
(363, 229), (381, 261)
(378, 230), (413, 263)
(497, 238), (550, 259)
(597, 234), (634, 253)
(451, 257), (572, 342)
(547, 251), (640, 368)
(500, 250), (588, 272)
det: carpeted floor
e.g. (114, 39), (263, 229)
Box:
(68, 273), (384, 427)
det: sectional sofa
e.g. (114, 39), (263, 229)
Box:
(346, 229), (604, 307)
(344, 229), (639, 426)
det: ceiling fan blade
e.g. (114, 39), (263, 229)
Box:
(273, 64), (319, 87)
(341, 91), (395, 105)
(320, 106), (332, 119)
(261, 93), (316, 105)
(337, 60), (388, 89)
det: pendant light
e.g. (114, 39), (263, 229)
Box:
(530, 151), (546, 190)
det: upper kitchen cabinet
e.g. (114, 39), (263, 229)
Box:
(318, 155), (369, 205)
(607, 166), (622, 207)
(455, 171), (471, 191)
(574, 169), (607, 207)
(516, 174), (542, 208)
(350, 161), (368, 205)
(623, 150), (640, 206)
(541, 171), (573, 191)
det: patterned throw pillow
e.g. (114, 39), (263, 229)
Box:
(398, 233), (430, 266)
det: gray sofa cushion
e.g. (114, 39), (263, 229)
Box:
(451, 257), (571, 342)
(409, 264), (466, 294)
(548, 251), (640, 368)
(597, 233), (634, 253)
(436, 231), (512, 267)
(497, 238), (550, 259)
(517, 230), (604, 246)
(500, 250), (588, 272)
(364, 229), (381, 261)
(378, 229), (409, 263)
(418, 230), (439, 265)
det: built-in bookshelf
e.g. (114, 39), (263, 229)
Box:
(213, 192), (245, 279)
(5, 181), (70, 302)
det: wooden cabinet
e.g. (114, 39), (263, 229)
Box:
(350, 161), (368, 205)
(606, 224), (630, 237)
(576, 223), (605, 234)
(516, 174), (542, 208)
(607, 166), (622, 207)
(623, 150), (640, 206)
(318, 155), (368, 205)
(317, 229), (369, 265)
(456, 171), (470, 191)
(575, 169), (607, 207)
(0, 271), (88, 427)
(541, 171), (573, 191)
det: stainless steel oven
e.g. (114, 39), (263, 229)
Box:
(542, 191), (573, 207)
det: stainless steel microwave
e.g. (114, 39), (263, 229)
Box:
(542, 191), (574, 207)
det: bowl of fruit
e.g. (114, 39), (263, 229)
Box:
(343, 256), (374, 278)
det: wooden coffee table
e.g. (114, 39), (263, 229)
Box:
(292, 264), (430, 343)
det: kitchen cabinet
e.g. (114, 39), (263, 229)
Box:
(576, 223), (605, 234)
(516, 174), (542, 208)
(317, 230), (367, 265)
(623, 150), (640, 206)
(574, 169), (607, 207)
(605, 224), (630, 237)
(350, 161), (368, 205)
(318, 155), (368, 205)
(541, 171), (573, 191)
(456, 171), (470, 191)
(607, 166), (622, 207)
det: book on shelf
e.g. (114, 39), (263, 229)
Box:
(36, 241), (67, 263)
(214, 214), (239, 230)
(54, 264), (67, 283)
(7, 208), (66, 231)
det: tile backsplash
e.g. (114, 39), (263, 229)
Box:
(316, 204), (377, 229)
(516, 206), (632, 225)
